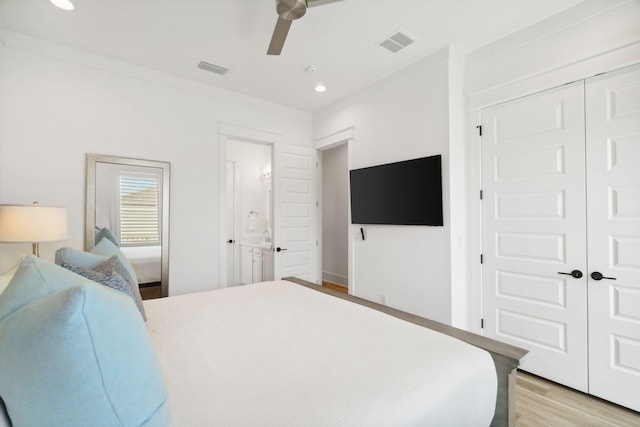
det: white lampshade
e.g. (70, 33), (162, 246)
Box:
(0, 205), (69, 244)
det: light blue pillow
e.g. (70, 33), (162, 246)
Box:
(95, 226), (120, 247)
(56, 238), (145, 318)
(55, 246), (108, 270)
(0, 255), (93, 322)
(0, 397), (9, 427)
(0, 284), (167, 427)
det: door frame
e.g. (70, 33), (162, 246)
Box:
(313, 127), (355, 294)
(218, 123), (282, 288)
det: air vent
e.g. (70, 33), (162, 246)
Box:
(378, 30), (415, 53)
(198, 61), (229, 76)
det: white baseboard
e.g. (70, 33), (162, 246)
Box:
(322, 271), (348, 287)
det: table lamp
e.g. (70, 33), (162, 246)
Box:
(0, 202), (69, 256)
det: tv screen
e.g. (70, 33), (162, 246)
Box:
(349, 155), (443, 226)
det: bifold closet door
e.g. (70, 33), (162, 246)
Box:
(481, 82), (589, 391)
(585, 66), (640, 412)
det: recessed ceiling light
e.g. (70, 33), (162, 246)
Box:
(314, 83), (327, 93)
(50, 0), (75, 11)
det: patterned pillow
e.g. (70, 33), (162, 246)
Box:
(55, 239), (145, 320)
(62, 256), (146, 321)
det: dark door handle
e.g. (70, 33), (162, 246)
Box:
(227, 239), (235, 244)
(276, 247), (287, 252)
(557, 270), (583, 279)
(590, 271), (616, 281)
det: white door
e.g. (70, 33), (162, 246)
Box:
(273, 143), (318, 283)
(481, 82), (589, 391)
(586, 66), (640, 411)
(226, 161), (239, 286)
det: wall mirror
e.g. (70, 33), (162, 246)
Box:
(85, 154), (170, 297)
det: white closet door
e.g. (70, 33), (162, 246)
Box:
(481, 82), (589, 391)
(273, 143), (318, 283)
(586, 66), (640, 412)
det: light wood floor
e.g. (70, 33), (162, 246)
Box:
(140, 283), (162, 300)
(320, 282), (640, 425)
(516, 371), (640, 426)
(321, 280), (348, 293)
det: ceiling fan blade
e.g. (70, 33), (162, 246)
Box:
(306, 0), (343, 7)
(267, 17), (293, 55)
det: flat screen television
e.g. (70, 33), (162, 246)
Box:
(349, 155), (443, 226)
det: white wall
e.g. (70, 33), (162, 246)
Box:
(464, 0), (640, 332)
(311, 0), (640, 328)
(313, 48), (458, 324)
(0, 32), (312, 295)
(321, 143), (348, 286)
(465, 0), (640, 106)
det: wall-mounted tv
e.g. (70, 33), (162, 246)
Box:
(350, 155), (443, 226)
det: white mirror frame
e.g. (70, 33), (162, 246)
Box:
(85, 153), (171, 297)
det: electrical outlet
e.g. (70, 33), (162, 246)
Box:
(381, 294), (388, 305)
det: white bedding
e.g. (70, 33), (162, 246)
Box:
(144, 281), (497, 426)
(120, 245), (161, 284)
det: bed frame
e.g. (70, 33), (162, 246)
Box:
(284, 277), (528, 427)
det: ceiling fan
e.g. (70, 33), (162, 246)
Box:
(267, 0), (343, 55)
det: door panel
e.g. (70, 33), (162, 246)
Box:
(273, 144), (318, 283)
(482, 82), (589, 391)
(226, 161), (238, 286)
(586, 66), (640, 412)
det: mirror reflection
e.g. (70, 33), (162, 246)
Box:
(85, 154), (170, 297)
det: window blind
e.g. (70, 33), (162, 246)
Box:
(119, 175), (160, 245)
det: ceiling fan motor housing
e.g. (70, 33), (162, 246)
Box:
(277, 0), (307, 20)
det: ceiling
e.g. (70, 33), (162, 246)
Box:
(0, 0), (585, 112)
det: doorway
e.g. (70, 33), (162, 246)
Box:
(320, 143), (349, 291)
(219, 129), (320, 288)
(226, 138), (273, 286)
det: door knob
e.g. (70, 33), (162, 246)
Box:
(276, 247), (288, 252)
(227, 239), (235, 244)
(590, 271), (616, 281)
(557, 270), (583, 279)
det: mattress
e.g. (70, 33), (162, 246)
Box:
(144, 281), (497, 426)
(120, 245), (161, 284)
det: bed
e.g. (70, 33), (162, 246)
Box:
(146, 280), (494, 426)
(142, 278), (526, 426)
(120, 245), (162, 284)
(0, 252), (526, 427)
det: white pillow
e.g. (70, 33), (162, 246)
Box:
(0, 263), (19, 296)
